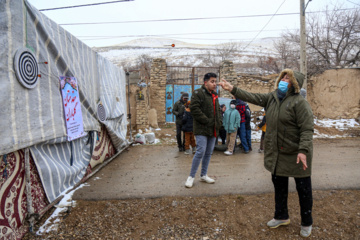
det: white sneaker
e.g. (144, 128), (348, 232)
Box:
(200, 175), (215, 184)
(185, 176), (194, 188)
(224, 150), (233, 155)
(300, 225), (312, 238)
(184, 149), (191, 155)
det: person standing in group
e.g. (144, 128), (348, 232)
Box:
(218, 104), (227, 145)
(257, 112), (266, 153)
(173, 93), (188, 152)
(219, 69), (314, 238)
(223, 99), (240, 156)
(185, 73), (222, 188)
(236, 99), (250, 153)
(245, 103), (252, 151)
(182, 101), (196, 155)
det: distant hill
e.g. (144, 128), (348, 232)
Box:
(93, 37), (280, 73)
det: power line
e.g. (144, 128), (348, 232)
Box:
(59, 8), (356, 26)
(243, 0), (288, 50)
(39, 0), (134, 12)
(77, 29), (293, 38)
(346, 0), (360, 7)
(76, 29), (296, 41)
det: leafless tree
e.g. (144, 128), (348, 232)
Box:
(275, 5), (360, 76)
(200, 42), (242, 67)
(273, 34), (300, 71)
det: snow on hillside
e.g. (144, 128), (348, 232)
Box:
(95, 37), (279, 67)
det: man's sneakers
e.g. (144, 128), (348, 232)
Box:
(267, 218), (291, 228)
(300, 225), (312, 238)
(185, 176), (194, 188)
(184, 149), (191, 155)
(200, 175), (215, 184)
(185, 175), (215, 188)
(224, 150), (233, 155)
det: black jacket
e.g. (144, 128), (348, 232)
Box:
(182, 110), (194, 132)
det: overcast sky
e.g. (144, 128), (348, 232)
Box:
(27, 0), (358, 47)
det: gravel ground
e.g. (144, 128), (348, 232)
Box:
(24, 189), (360, 239)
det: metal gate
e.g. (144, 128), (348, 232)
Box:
(165, 66), (220, 122)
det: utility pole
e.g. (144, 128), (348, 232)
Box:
(300, 0), (308, 98)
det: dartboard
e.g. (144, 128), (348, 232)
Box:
(13, 48), (39, 89)
(97, 103), (106, 122)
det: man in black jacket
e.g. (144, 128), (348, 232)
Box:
(185, 73), (222, 188)
(173, 93), (188, 151)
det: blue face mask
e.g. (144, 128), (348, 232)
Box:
(278, 81), (289, 93)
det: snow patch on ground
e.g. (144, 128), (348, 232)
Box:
(37, 183), (89, 235)
(314, 118), (359, 130)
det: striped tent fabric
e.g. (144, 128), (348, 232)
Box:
(0, 0), (127, 156)
(0, 0), (128, 237)
(30, 136), (92, 203)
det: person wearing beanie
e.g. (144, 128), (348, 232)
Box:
(182, 100), (196, 155)
(223, 99), (240, 155)
(184, 73), (221, 188)
(219, 69), (314, 238)
(173, 92), (189, 151)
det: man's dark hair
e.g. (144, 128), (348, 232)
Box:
(204, 73), (217, 82)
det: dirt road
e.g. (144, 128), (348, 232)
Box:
(73, 138), (360, 200)
(24, 138), (360, 240)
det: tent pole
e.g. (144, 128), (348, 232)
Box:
(25, 148), (35, 232)
(126, 72), (132, 141)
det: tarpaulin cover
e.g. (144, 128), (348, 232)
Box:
(0, 0), (128, 202)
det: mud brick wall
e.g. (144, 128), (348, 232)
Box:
(307, 68), (360, 119)
(150, 58), (167, 123)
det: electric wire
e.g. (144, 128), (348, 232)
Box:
(243, 0), (288, 50)
(346, 0), (360, 7)
(58, 8), (356, 26)
(77, 29), (293, 39)
(39, 0), (134, 12)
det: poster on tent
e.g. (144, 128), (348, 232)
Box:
(59, 76), (86, 141)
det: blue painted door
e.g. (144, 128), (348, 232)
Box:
(165, 85), (193, 123)
(165, 85), (174, 122)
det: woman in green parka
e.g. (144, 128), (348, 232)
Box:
(219, 69), (314, 238)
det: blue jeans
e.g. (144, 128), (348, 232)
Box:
(189, 135), (216, 178)
(246, 129), (251, 149)
(240, 122), (249, 152)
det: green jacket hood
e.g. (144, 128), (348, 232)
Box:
(274, 69), (304, 94)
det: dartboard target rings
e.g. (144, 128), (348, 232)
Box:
(97, 103), (107, 122)
(13, 48), (39, 89)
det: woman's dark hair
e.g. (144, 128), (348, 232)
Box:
(204, 72), (217, 82)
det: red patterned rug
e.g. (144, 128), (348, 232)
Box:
(0, 150), (48, 240)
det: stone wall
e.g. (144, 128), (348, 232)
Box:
(219, 61), (238, 98)
(150, 58), (167, 123)
(135, 95), (149, 130)
(221, 60), (276, 111)
(236, 74), (275, 111)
